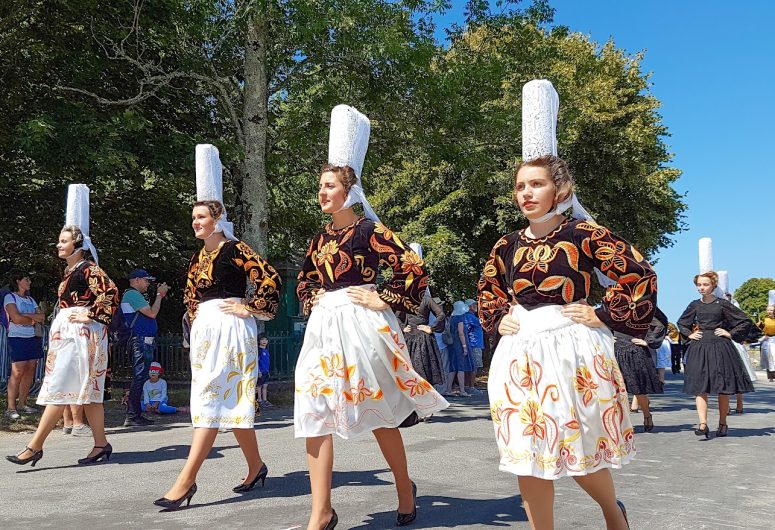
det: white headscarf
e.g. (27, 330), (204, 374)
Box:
(196, 144), (237, 241)
(65, 184), (99, 265)
(522, 79), (613, 287)
(328, 105), (380, 223)
(698, 237), (724, 298)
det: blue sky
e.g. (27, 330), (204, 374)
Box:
(435, 0), (775, 321)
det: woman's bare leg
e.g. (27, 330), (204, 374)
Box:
(636, 395), (651, 418)
(162, 427), (218, 500)
(231, 428), (263, 483)
(572, 469), (629, 530)
(695, 393), (708, 425)
(15, 404), (66, 458)
(718, 394), (730, 425)
(6, 362), (24, 411)
(735, 393), (743, 412)
(518, 476), (555, 530)
(373, 427), (414, 513)
(305, 435), (335, 530)
(82, 403), (108, 457)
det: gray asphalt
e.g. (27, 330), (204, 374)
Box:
(1, 372), (774, 529)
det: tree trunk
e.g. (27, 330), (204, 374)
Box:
(241, 8), (269, 256)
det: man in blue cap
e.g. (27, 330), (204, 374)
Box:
(122, 269), (169, 426)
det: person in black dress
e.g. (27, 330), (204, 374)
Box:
(615, 309), (668, 432)
(678, 271), (755, 438)
(397, 291), (447, 388)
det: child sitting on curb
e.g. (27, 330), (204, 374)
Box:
(142, 362), (188, 414)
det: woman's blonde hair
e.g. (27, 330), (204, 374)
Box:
(693, 271), (719, 287)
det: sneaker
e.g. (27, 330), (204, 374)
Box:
(72, 424), (93, 437)
(469, 387), (483, 395)
(262, 400), (274, 408)
(5, 410), (20, 420)
(21, 406), (38, 414)
(123, 415), (154, 427)
(63, 426), (73, 435)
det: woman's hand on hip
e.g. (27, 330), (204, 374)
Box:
(417, 324), (433, 334)
(311, 288), (326, 308)
(561, 304), (605, 328)
(347, 288), (389, 311)
(630, 338), (648, 347)
(219, 299), (252, 318)
(498, 313), (520, 336)
(68, 312), (93, 324)
(688, 331), (703, 340)
(714, 328), (731, 338)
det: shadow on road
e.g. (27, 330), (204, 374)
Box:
(350, 494), (527, 528)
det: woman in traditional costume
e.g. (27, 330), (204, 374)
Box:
(6, 185), (119, 467)
(478, 80), (655, 530)
(396, 243), (447, 388)
(154, 145), (281, 510)
(615, 309), (667, 432)
(678, 270), (755, 438)
(294, 105), (448, 530)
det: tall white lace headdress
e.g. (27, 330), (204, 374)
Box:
(65, 184), (99, 265)
(698, 237), (724, 298)
(522, 79), (611, 286)
(717, 270), (729, 296)
(196, 144), (237, 241)
(328, 105), (380, 223)
(768, 290), (775, 308)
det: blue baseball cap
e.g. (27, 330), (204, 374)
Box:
(128, 268), (156, 281)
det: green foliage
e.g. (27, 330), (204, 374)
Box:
(735, 278), (775, 320)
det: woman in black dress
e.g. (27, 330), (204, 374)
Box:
(614, 309), (668, 432)
(678, 271), (755, 438)
(397, 296), (447, 388)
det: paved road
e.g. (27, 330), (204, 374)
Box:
(1, 372), (774, 529)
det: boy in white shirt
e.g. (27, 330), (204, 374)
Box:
(142, 362), (184, 414)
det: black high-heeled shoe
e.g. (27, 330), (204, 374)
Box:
(77, 443), (112, 465)
(5, 446), (43, 467)
(694, 422), (709, 439)
(717, 423), (728, 437)
(617, 499), (630, 530)
(735, 406), (744, 414)
(396, 481), (417, 527)
(322, 509), (338, 530)
(233, 462), (268, 492)
(154, 483), (197, 510)
(643, 415), (654, 433)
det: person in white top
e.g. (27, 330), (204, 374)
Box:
(141, 362), (182, 414)
(3, 271), (46, 420)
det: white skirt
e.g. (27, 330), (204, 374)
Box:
(294, 286), (449, 439)
(37, 307), (108, 405)
(190, 298), (258, 428)
(488, 304), (635, 480)
(733, 342), (757, 382)
(761, 337), (775, 372)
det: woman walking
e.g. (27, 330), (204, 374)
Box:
(678, 271), (755, 438)
(477, 80), (652, 530)
(6, 184), (118, 467)
(3, 271), (46, 419)
(155, 145), (281, 509)
(295, 105), (448, 530)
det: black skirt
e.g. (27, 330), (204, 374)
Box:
(683, 334), (755, 395)
(404, 329), (446, 386)
(615, 341), (663, 395)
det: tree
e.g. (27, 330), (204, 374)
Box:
(735, 278), (775, 320)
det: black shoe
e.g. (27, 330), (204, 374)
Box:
(233, 462), (268, 492)
(154, 483), (197, 510)
(643, 415), (654, 433)
(396, 481), (417, 526)
(5, 446), (43, 467)
(78, 444), (113, 465)
(322, 510), (338, 530)
(694, 422), (709, 439)
(735, 407), (744, 414)
(717, 423), (728, 437)
(617, 499), (630, 529)
(124, 415), (154, 427)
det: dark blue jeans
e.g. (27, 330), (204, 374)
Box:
(127, 335), (155, 417)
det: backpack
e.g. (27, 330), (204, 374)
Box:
(442, 316), (454, 345)
(108, 305), (139, 346)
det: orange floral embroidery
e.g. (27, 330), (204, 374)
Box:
(575, 367), (599, 406)
(519, 399), (546, 441)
